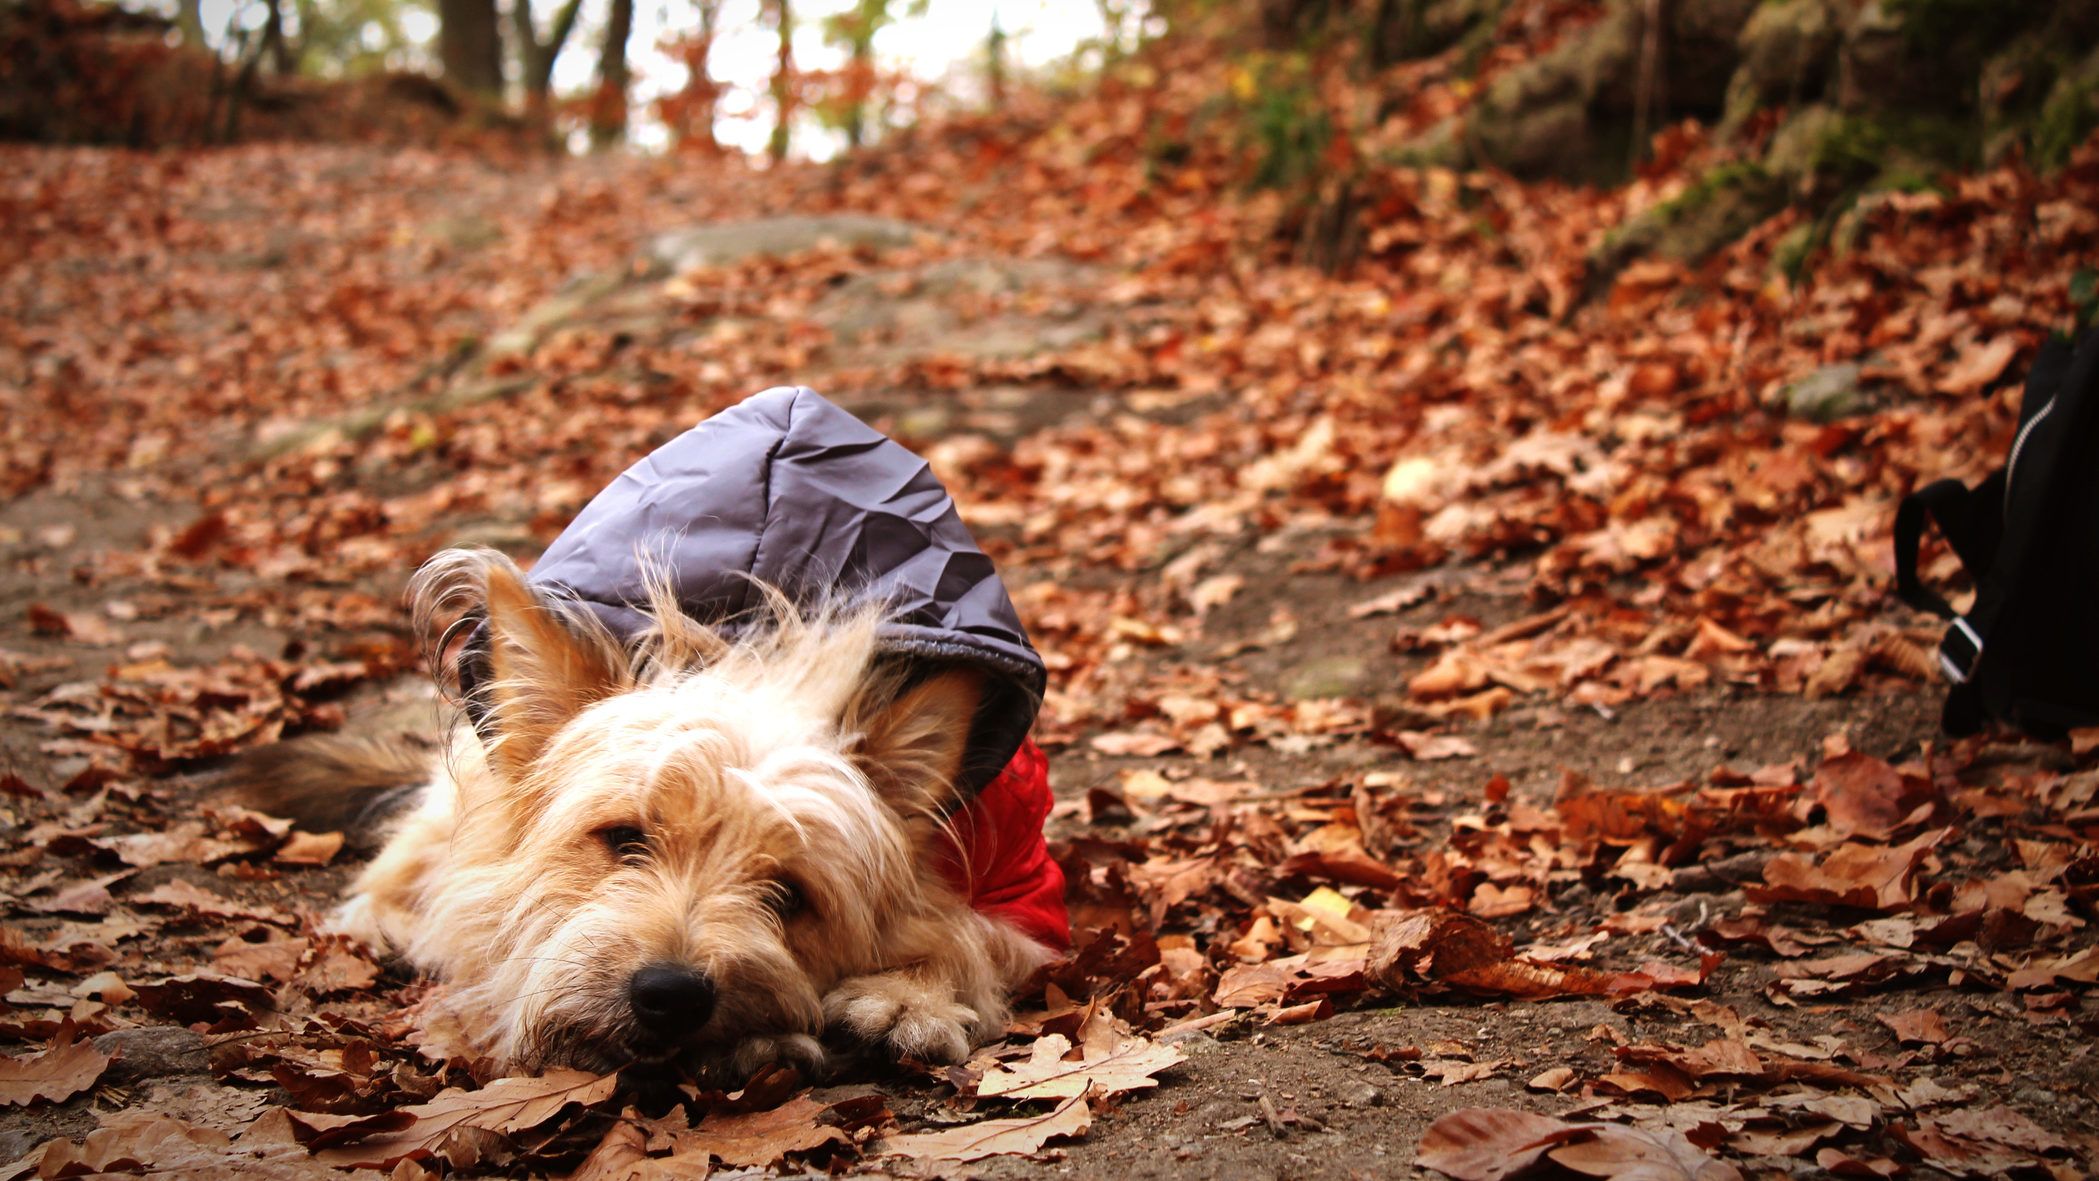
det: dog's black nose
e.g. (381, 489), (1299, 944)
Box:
(627, 963), (715, 1035)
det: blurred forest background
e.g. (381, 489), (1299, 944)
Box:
(8, 0), (2099, 275)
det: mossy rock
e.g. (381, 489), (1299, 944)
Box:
(1767, 104), (1972, 192)
(1721, 0), (1838, 134)
(1838, 0), (2034, 115)
(1589, 161), (1789, 287)
(2034, 44), (2099, 170)
(1370, 0), (1507, 66)
(1436, 0), (1636, 180)
(1979, 31), (2060, 164)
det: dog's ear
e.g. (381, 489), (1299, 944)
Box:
(851, 667), (984, 814)
(477, 563), (628, 780)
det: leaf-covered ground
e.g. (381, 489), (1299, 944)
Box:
(5, 24), (2099, 1178)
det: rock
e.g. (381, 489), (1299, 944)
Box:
(1587, 162), (1788, 289)
(2035, 44), (2099, 170)
(1371, 0), (1506, 65)
(1416, 0), (1755, 181)
(423, 213), (502, 251)
(486, 270), (627, 357)
(1837, 0), (2029, 115)
(1337, 1079), (1385, 1108)
(646, 215), (929, 274)
(1722, 0), (1838, 133)
(1169, 1031), (1226, 1057)
(1664, 0), (1763, 113)
(1781, 362), (1868, 422)
(810, 256), (1108, 363)
(1283, 655), (1370, 701)
(94, 1026), (210, 1082)
(1763, 104), (1846, 181)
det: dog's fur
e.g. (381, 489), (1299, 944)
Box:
(236, 548), (1051, 1077)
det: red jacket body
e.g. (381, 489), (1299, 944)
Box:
(937, 740), (1069, 951)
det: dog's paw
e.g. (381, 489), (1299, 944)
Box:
(323, 896), (393, 954)
(822, 975), (980, 1065)
(728, 1032), (828, 1080)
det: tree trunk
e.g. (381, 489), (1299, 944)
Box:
(591, 0), (635, 149)
(843, 16), (875, 147)
(261, 0), (295, 75)
(985, 14), (1006, 109)
(768, 0), (794, 163)
(177, 0), (206, 50)
(517, 0), (587, 123)
(438, 0), (503, 97)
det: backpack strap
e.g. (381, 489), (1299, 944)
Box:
(1893, 473), (2006, 619)
(1937, 332), (2099, 713)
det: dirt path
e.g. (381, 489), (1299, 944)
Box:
(3, 144), (2095, 1179)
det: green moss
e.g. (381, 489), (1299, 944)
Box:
(2071, 267), (2099, 330)
(1591, 160), (1787, 286)
(1222, 52), (1337, 192)
(1772, 222), (1816, 283)
(1673, 162), (1768, 209)
(2034, 79), (2099, 171)
(1885, 0), (2024, 53)
(1804, 113), (1974, 185)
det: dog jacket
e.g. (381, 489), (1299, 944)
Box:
(938, 739), (1068, 950)
(467, 386), (1069, 951)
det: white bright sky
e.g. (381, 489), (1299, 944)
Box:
(187, 0), (1128, 157)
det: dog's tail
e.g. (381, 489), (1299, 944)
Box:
(214, 734), (432, 847)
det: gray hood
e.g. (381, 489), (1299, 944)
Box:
(473, 386), (1044, 794)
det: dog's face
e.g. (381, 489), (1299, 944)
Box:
(422, 566), (981, 1073)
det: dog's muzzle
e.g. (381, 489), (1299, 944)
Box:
(628, 962), (716, 1043)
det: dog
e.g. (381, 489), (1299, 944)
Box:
(231, 387), (1068, 1078)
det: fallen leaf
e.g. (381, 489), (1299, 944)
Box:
(670, 1095), (846, 1167)
(974, 1031), (1183, 1100)
(1549, 1123), (1744, 1180)
(1416, 1107), (1589, 1181)
(275, 831), (345, 866)
(876, 1093), (1092, 1162)
(1748, 829), (1948, 911)
(0, 1036), (112, 1106)
(1877, 1007), (1950, 1046)
(313, 1070), (618, 1168)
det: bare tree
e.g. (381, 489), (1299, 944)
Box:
(515, 0), (588, 120)
(767, 0), (793, 163)
(439, 0), (503, 96)
(661, 0), (727, 151)
(591, 0), (635, 148)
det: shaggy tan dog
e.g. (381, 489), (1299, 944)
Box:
(255, 549), (1051, 1077)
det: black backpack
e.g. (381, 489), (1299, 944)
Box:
(1894, 330), (2099, 738)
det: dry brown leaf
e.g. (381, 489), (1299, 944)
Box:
(1809, 750), (1936, 840)
(313, 1069), (617, 1168)
(214, 930), (309, 983)
(10, 1111), (338, 1179)
(1937, 335), (2018, 396)
(974, 1031), (1183, 1099)
(275, 831), (345, 866)
(0, 1036), (112, 1106)
(1877, 1006), (1951, 1046)
(1549, 1123), (1743, 1180)
(875, 1093), (1091, 1163)
(1415, 1107), (1589, 1181)
(1748, 829), (1948, 911)
(670, 1095), (846, 1168)
(568, 1113), (649, 1181)
(1369, 909), (1687, 1000)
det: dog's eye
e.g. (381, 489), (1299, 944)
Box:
(597, 826), (649, 861)
(767, 879), (806, 919)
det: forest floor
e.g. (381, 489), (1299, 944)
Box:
(2, 129), (2097, 1181)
